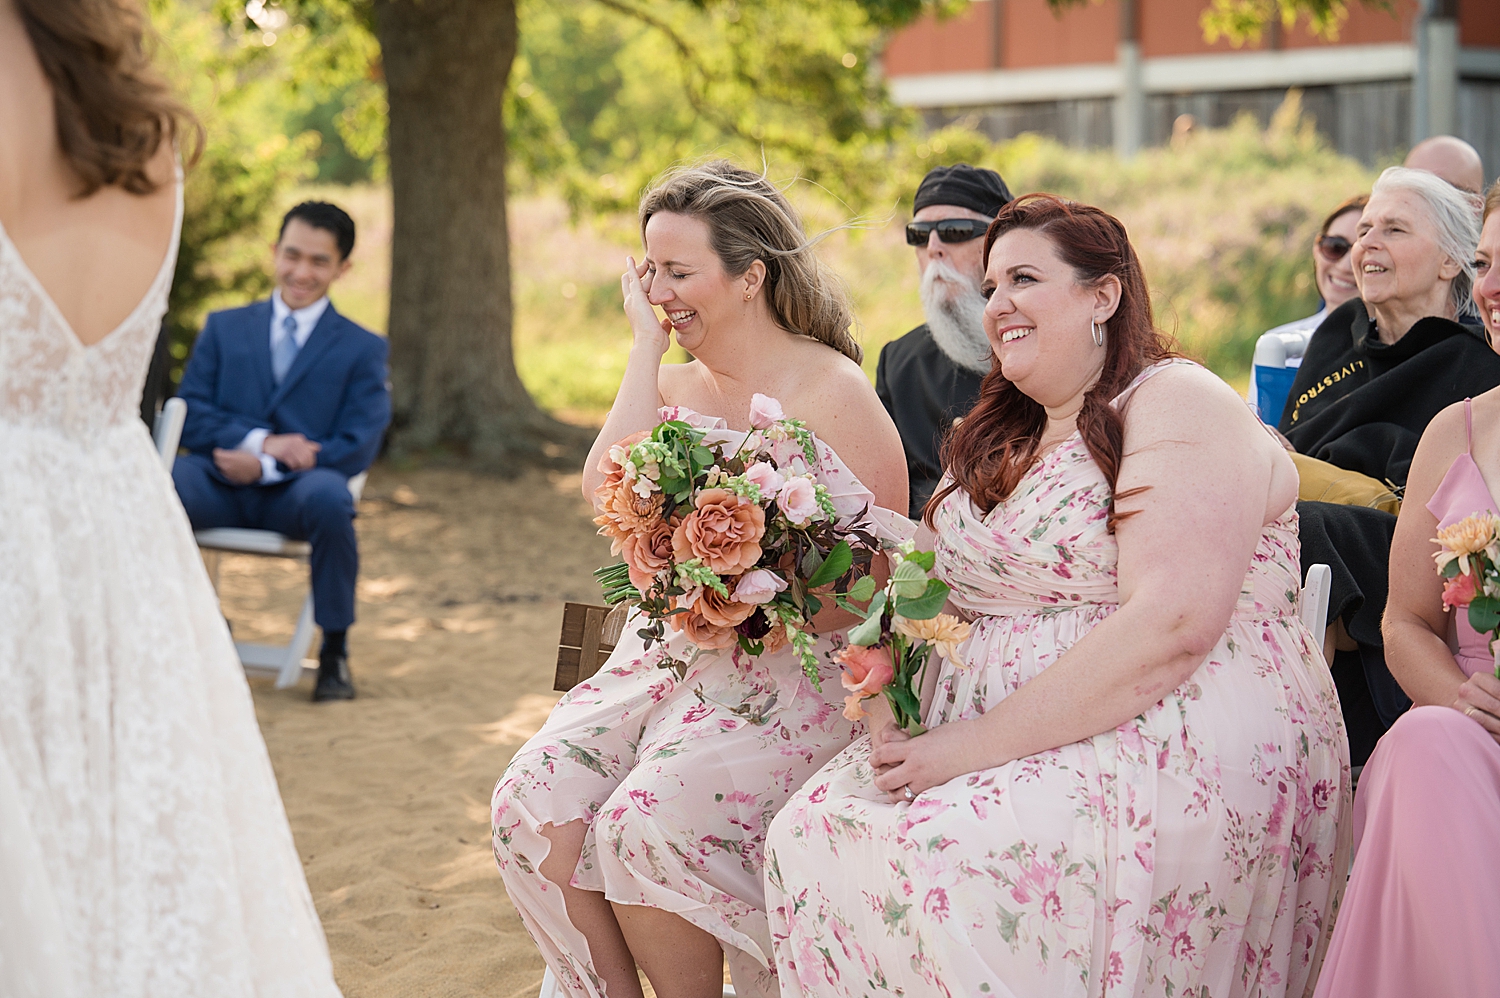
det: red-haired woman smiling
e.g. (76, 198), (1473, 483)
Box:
(763, 195), (1349, 997)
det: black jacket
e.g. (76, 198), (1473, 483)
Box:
(1279, 298), (1500, 487)
(875, 324), (986, 520)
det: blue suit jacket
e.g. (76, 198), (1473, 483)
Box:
(177, 299), (391, 482)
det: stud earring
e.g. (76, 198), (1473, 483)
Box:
(744, 293), (753, 301)
(1091, 321), (1106, 348)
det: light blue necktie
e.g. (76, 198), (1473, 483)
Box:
(272, 314), (300, 385)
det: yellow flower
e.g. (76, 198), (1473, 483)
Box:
(893, 613), (971, 668)
(1433, 514), (1500, 576)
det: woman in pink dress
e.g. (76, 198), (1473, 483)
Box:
(491, 162), (909, 998)
(1312, 183), (1500, 996)
(763, 195), (1351, 997)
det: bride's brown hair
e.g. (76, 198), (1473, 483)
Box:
(16, 0), (200, 196)
(926, 195), (1178, 527)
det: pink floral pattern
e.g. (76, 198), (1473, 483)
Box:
(764, 361), (1351, 998)
(492, 407), (911, 998)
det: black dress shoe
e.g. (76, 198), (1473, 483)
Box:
(312, 652), (356, 702)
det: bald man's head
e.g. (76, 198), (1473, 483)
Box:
(1405, 136), (1485, 195)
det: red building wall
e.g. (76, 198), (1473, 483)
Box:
(883, 0), (1459, 76)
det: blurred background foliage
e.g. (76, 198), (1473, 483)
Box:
(149, 0), (1377, 413)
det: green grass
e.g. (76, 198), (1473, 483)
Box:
(292, 96), (1374, 424)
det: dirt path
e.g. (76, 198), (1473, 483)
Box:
(221, 464), (608, 997)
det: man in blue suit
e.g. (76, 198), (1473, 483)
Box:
(174, 201), (391, 702)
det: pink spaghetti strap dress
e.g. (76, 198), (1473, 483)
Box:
(1314, 398), (1500, 997)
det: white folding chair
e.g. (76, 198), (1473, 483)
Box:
(1300, 563), (1333, 640)
(195, 470), (368, 689)
(152, 396), (187, 472)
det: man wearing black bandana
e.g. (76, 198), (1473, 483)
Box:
(876, 164), (1013, 520)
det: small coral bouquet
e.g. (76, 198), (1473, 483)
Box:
(1433, 512), (1500, 674)
(593, 395), (876, 686)
(835, 541), (970, 734)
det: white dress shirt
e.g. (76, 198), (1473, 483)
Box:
(236, 291), (331, 483)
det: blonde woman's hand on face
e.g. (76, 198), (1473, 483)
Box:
(622, 255), (672, 356)
(1454, 671), (1500, 745)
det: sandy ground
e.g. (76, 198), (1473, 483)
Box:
(218, 463), (610, 997)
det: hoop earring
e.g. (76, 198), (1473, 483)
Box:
(1091, 321), (1106, 348)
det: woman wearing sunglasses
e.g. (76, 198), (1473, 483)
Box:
(1259, 195), (1366, 367)
(1279, 167), (1500, 766)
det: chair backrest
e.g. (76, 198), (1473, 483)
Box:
(1251, 328), (1312, 426)
(153, 396), (187, 472)
(1300, 563), (1332, 639)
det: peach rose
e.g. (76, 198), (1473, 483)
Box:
(836, 643), (894, 720)
(621, 517), (677, 592)
(669, 585), (756, 650)
(671, 488), (765, 574)
(693, 584), (757, 629)
(594, 430), (651, 505)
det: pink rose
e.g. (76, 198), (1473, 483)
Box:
(734, 569), (787, 604)
(621, 517), (677, 592)
(748, 393), (786, 430)
(777, 476), (820, 525)
(743, 461), (784, 499)
(1443, 570), (1479, 610)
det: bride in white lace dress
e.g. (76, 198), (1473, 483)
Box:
(0, 3), (341, 995)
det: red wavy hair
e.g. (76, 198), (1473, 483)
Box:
(926, 194), (1178, 527)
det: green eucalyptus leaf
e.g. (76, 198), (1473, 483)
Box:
(892, 579), (950, 620)
(847, 612), (884, 646)
(846, 574), (878, 603)
(1469, 595), (1500, 637)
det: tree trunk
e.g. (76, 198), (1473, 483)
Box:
(372, 0), (587, 467)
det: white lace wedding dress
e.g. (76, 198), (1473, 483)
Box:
(0, 180), (342, 996)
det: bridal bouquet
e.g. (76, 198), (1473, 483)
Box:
(1434, 512), (1500, 673)
(834, 541), (970, 733)
(593, 395), (876, 686)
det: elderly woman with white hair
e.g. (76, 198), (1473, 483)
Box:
(1310, 180), (1500, 998)
(1278, 167), (1500, 765)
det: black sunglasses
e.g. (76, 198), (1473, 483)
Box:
(905, 218), (989, 247)
(1316, 235), (1352, 261)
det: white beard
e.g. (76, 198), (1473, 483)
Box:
(919, 260), (992, 374)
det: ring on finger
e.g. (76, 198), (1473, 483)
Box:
(902, 785), (916, 802)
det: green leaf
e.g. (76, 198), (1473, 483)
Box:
(1470, 595), (1500, 637)
(847, 612), (884, 646)
(801, 547), (824, 580)
(691, 446), (715, 467)
(737, 634), (765, 656)
(834, 596), (870, 618)
(892, 579), (950, 620)
(804, 593), (823, 617)
(807, 540), (853, 589)
(890, 559), (928, 599)
(1442, 561), (1462, 579)
(846, 574), (877, 603)
(905, 550), (936, 572)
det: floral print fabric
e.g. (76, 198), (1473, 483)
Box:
(764, 361), (1350, 998)
(492, 407), (910, 998)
